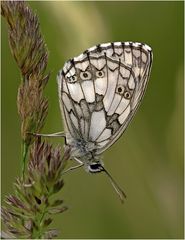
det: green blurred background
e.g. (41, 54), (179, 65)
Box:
(2, 1), (184, 239)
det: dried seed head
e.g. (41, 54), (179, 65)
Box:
(2, 1), (49, 144)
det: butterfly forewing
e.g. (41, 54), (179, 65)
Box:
(57, 42), (152, 155)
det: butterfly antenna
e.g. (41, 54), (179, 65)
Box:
(102, 167), (126, 203)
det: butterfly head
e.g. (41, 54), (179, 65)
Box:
(86, 161), (127, 202)
(86, 162), (104, 173)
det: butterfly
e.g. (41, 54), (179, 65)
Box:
(37, 42), (153, 202)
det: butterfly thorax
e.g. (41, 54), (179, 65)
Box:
(66, 134), (103, 173)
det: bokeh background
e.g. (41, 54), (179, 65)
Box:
(2, 1), (184, 239)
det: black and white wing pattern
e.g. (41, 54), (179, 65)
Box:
(57, 42), (152, 155)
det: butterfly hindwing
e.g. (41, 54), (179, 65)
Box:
(57, 42), (152, 154)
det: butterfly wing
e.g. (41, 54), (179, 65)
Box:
(57, 42), (152, 154)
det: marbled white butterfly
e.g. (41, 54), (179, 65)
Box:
(38, 42), (153, 202)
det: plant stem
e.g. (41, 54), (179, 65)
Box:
(32, 192), (52, 238)
(21, 141), (29, 178)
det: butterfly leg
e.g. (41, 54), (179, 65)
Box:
(62, 163), (84, 174)
(28, 131), (66, 138)
(62, 157), (84, 174)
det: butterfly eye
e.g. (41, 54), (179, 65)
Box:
(116, 85), (124, 95)
(67, 75), (77, 83)
(95, 70), (105, 78)
(80, 71), (92, 80)
(124, 91), (131, 99)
